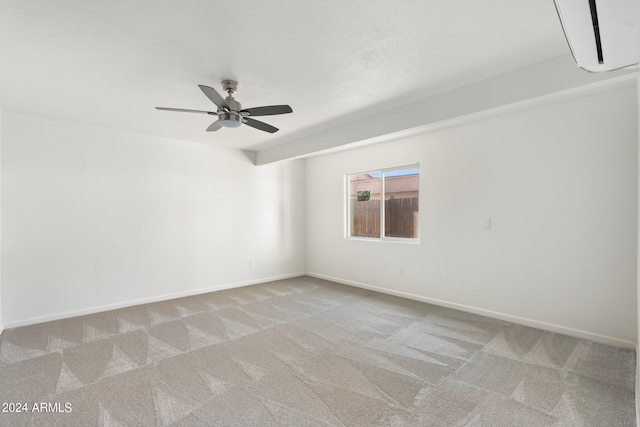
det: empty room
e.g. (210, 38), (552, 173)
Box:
(0, 1), (639, 426)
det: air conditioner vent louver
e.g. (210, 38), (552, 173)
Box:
(587, 0), (603, 64)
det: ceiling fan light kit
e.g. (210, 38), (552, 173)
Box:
(156, 80), (292, 133)
(218, 111), (243, 128)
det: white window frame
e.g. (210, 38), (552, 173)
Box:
(345, 164), (420, 243)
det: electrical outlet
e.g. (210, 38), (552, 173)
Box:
(398, 267), (404, 277)
(248, 259), (254, 269)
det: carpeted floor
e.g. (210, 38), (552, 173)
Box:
(0, 276), (635, 426)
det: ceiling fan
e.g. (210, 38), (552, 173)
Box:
(156, 80), (292, 133)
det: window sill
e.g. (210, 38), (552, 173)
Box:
(345, 237), (420, 245)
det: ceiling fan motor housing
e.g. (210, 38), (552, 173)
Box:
(218, 94), (243, 128)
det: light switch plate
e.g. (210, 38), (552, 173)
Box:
(482, 218), (491, 229)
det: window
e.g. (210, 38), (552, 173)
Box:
(347, 165), (419, 240)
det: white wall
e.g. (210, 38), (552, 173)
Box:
(1, 112), (306, 326)
(0, 109), (2, 334)
(306, 85), (638, 346)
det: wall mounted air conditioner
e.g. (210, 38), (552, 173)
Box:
(553, 0), (640, 72)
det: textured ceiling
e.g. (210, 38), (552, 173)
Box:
(0, 1), (568, 151)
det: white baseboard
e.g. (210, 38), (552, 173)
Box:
(307, 272), (637, 349)
(3, 272), (306, 330)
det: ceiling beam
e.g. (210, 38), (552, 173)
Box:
(255, 54), (637, 165)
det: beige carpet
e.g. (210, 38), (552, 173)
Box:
(0, 276), (635, 426)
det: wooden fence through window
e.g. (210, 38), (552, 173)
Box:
(351, 197), (419, 238)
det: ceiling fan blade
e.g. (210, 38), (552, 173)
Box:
(243, 118), (279, 133)
(241, 105), (293, 116)
(156, 107), (215, 114)
(206, 120), (222, 132)
(198, 85), (229, 110)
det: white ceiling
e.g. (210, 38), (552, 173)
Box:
(0, 1), (568, 152)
